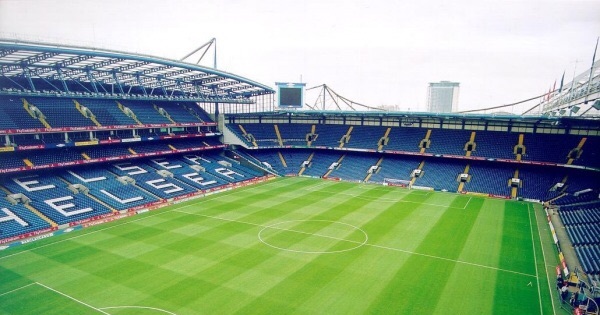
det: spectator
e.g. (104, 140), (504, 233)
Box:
(556, 275), (563, 291)
(561, 284), (569, 303)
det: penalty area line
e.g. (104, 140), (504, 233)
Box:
(35, 282), (110, 314)
(100, 306), (177, 315)
(0, 282), (35, 297)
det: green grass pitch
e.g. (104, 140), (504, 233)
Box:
(0, 177), (558, 314)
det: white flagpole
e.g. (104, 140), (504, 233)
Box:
(585, 36), (599, 103)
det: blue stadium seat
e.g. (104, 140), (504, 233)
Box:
(0, 197), (51, 240)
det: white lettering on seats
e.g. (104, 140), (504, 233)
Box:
(146, 179), (183, 194)
(151, 158), (182, 169)
(183, 155), (211, 164)
(44, 196), (93, 217)
(182, 173), (217, 186)
(113, 163), (148, 175)
(100, 190), (144, 204)
(215, 168), (244, 179)
(183, 155), (201, 164)
(67, 170), (107, 183)
(13, 175), (55, 192)
(0, 208), (28, 226)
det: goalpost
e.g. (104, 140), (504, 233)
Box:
(383, 178), (412, 188)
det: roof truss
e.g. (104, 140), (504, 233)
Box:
(0, 40), (274, 103)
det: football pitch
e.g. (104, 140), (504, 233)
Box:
(0, 177), (560, 314)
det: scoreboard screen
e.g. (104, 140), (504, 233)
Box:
(276, 82), (305, 108)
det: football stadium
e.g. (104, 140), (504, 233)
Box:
(0, 35), (599, 315)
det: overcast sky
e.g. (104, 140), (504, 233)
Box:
(1, 0), (599, 113)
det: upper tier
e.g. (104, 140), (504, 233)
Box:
(229, 123), (600, 168)
(0, 96), (214, 133)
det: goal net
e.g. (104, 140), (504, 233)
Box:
(383, 178), (412, 188)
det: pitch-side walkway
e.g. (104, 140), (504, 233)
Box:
(547, 207), (585, 280)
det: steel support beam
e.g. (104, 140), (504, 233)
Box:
(112, 71), (125, 95)
(22, 67), (36, 91)
(86, 69), (99, 93)
(55, 67), (70, 92)
(136, 74), (148, 97)
(157, 76), (168, 97)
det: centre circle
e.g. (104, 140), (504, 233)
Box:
(258, 220), (368, 254)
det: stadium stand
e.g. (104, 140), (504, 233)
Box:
(119, 100), (173, 124)
(517, 166), (565, 201)
(367, 154), (421, 184)
(0, 193), (52, 240)
(521, 133), (579, 163)
(226, 122), (600, 170)
(23, 97), (91, 128)
(426, 129), (472, 156)
(559, 203), (600, 275)
(25, 149), (83, 165)
(0, 96), (45, 129)
(277, 123), (314, 146)
(60, 168), (159, 210)
(0, 137), (225, 173)
(120, 173), (196, 199)
(301, 151), (343, 177)
(310, 124), (351, 148)
(150, 101), (205, 123)
(327, 152), (380, 181)
(413, 159), (464, 192)
(76, 99), (138, 126)
(0, 151), (271, 238)
(469, 131), (518, 160)
(574, 135), (600, 168)
(146, 157), (227, 190)
(383, 127), (427, 153)
(11, 135), (45, 146)
(343, 126), (387, 150)
(0, 155), (26, 168)
(237, 123), (279, 147)
(1, 173), (113, 225)
(451, 161), (512, 196)
(0, 97), (216, 134)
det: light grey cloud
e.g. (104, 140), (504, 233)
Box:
(1, 0), (598, 112)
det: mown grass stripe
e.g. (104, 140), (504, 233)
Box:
(295, 190), (441, 314)
(493, 201), (539, 315)
(431, 198), (504, 314)
(534, 202), (560, 315)
(366, 197), (484, 314)
(227, 184), (403, 314)
(106, 182), (365, 311)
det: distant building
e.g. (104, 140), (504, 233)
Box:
(427, 81), (460, 113)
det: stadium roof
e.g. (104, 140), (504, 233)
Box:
(0, 39), (274, 104)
